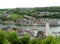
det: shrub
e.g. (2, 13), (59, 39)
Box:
(0, 30), (60, 44)
(30, 38), (42, 44)
(7, 30), (19, 44)
(0, 30), (7, 44)
(22, 34), (30, 44)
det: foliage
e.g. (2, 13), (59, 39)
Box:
(0, 30), (60, 44)
(7, 30), (19, 44)
(0, 30), (8, 44)
(0, 6), (60, 20)
(22, 34), (30, 44)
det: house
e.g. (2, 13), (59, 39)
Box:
(15, 18), (34, 25)
(36, 12), (60, 16)
(36, 11), (50, 16)
(3, 11), (11, 18)
(23, 15), (35, 20)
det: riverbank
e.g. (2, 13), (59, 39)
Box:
(1, 23), (60, 26)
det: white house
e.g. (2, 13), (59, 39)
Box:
(3, 11), (11, 18)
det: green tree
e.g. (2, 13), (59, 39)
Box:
(7, 30), (19, 44)
(0, 30), (7, 44)
(22, 34), (30, 44)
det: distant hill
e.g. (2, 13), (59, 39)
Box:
(0, 6), (60, 20)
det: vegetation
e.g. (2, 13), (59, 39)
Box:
(0, 6), (60, 21)
(0, 30), (60, 44)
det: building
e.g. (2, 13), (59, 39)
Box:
(3, 11), (11, 18)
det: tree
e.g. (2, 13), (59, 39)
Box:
(7, 30), (19, 44)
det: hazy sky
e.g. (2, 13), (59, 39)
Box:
(0, 0), (60, 8)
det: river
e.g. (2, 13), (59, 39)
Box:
(0, 24), (60, 33)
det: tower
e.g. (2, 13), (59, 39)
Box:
(45, 22), (50, 36)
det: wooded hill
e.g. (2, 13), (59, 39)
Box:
(0, 6), (60, 21)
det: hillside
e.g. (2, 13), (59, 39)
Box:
(0, 6), (60, 21)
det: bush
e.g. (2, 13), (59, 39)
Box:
(30, 38), (42, 44)
(22, 34), (30, 44)
(0, 30), (7, 44)
(7, 30), (19, 44)
(42, 35), (57, 44)
(0, 30), (60, 44)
